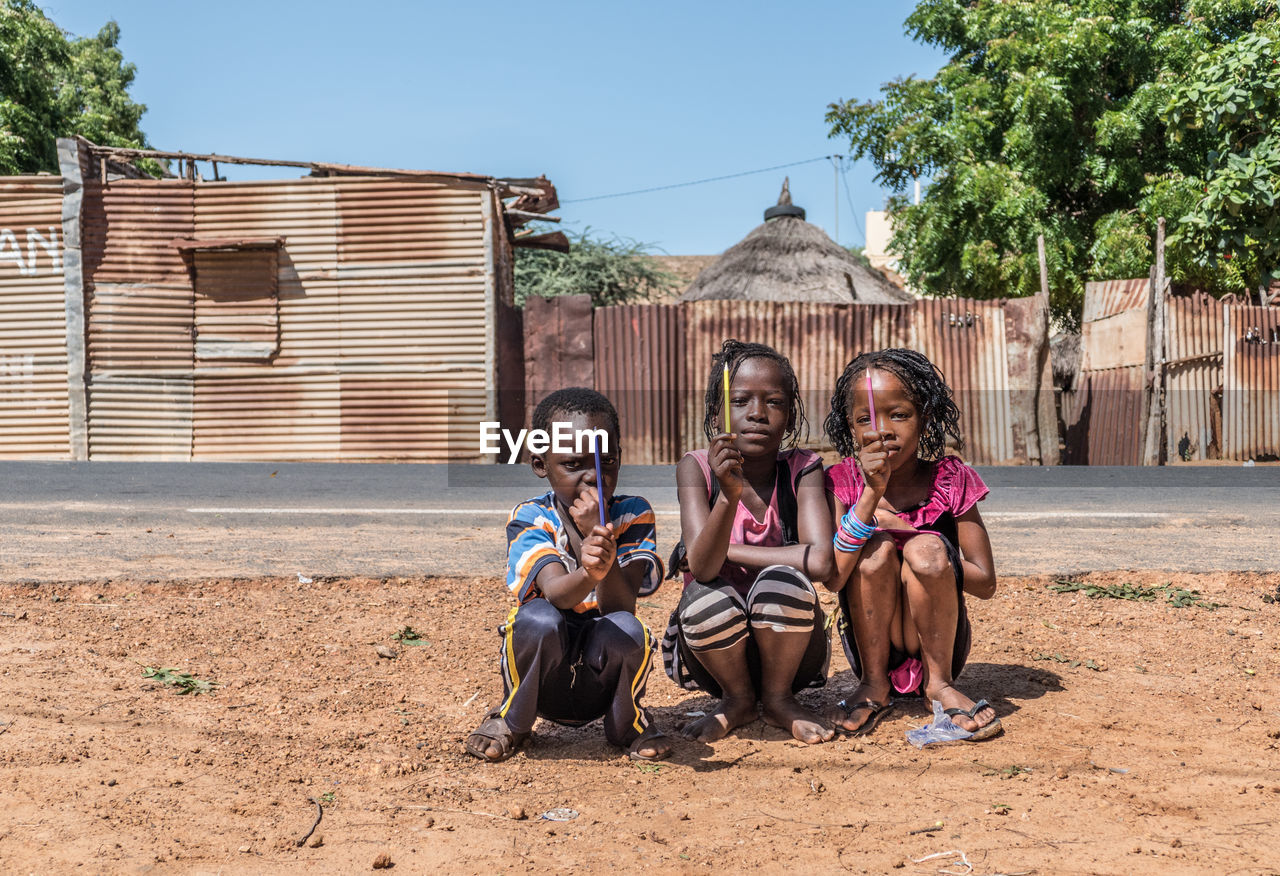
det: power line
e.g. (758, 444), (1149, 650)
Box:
(838, 156), (865, 244)
(561, 156), (836, 204)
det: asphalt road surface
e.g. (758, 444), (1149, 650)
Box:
(1, 462), (1276, 583)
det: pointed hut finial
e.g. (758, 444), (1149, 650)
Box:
(764, 177), (805, 222)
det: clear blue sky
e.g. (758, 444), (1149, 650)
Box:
(43, 1), (946, 255)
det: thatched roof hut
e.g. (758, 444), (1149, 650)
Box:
(681, 180), (913, 304)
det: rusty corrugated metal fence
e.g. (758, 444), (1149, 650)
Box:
(1223, 305), (1280, 461)
(533, 297), (1032, 466)
(0, 178), (69, 458)
(593, 304), (684, 466)
(4, 153), (1276, 464)
(1166, 293), (1224, 461)
(68, 169), (499, 461)
(1070, 281), (1280, 463)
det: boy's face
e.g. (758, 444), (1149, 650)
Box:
(530, 410), (621, 510)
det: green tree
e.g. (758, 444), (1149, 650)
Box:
(1167, 18), (1280, 299)
(827, 0), (1279, 327)
(514, 227), (680, 307)
(0, 1), (150, 174)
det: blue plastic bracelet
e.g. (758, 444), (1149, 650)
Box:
(840, 510), (877, 539)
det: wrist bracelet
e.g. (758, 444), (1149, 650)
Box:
(833, 510), (878, 554)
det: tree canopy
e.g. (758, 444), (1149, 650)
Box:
(1, 0), (150, 175)
(513, 228), (680, 307)
(827, 0), (1280, 326)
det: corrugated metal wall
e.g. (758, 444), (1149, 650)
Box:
(1082, 278), (1150, 322)
(913, 299), (1014, 464)
(81, 179), (195, 460)
(1166, 293), (1224, 461)
(593, 304), (684, 465)
(1073, 281), (1280, 463)
(191, 178), (340, 460)
(334, 178), (491, 461)
(678, 299), (1012, 465)
(1223, 304), (1280, 461)
(75, 174), (496, 461)
(1068, 280), (1151, 464)
(0, 177), (70, 457)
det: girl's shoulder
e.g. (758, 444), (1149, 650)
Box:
(779, 446), (822, 485)
(679, 449), (713, 497)
(681, 448), (710, 466)
(930, 455), (989, 515)
(824, 455), (862, 502)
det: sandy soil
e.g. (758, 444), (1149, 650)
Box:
(1, 571), (1278, 875)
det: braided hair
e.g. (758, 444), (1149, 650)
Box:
(823, 348), (962, 460)
(701, 339), (807, 447)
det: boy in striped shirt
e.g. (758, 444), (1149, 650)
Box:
(464, 388), (671, 762)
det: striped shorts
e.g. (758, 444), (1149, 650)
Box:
(661, 565), (829, 694)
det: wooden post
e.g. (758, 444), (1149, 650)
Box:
(1026, 235), (1060, 464)
(1141, 218), (1168, 465)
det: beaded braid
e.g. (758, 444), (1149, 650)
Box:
(823, 348), (962, 460)
(701, 339), (807, 447)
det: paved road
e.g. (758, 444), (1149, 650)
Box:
(1, 462), (1276, 583)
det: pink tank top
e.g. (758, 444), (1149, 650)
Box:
(682, 447), (821, 593)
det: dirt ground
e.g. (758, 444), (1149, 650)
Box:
(1, 571), (1278, 875)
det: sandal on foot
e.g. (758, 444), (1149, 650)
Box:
(464, 716), (528, 762)
(627, 727), (673, 762)
(943, 698), (1003, 741)
(835, 699), (895, 737)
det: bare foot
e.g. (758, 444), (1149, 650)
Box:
(760, 693), (834, 744)
(678, 695), (757, 742)
(929, 683), (997, 733)
(825, 679), (893, 734)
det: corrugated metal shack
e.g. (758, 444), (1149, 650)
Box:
(0, 137), (560, 461)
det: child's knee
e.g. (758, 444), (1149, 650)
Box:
(747, 566), (817, 633)
(902, 537), (951, 581)
(678, 587), (748, 651)
(598, 611), (650, 652)
(512, 598), (565, 643)
(858, 535), (899, 577)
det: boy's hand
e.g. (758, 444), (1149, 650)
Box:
(568, 486), (604, 537)
(858, 428), (890, 497)
(579, 524), (617, 581)
(709, 433), (744, 503)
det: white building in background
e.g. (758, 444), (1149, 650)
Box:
(864, 210), (919, 296)
(864, 211), (895, 272)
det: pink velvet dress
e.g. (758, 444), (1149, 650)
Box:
(824, 454), (989, 693)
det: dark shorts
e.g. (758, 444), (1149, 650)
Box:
(835, 531), (971, 694)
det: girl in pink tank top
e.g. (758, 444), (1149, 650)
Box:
(661, 340), (835, 746)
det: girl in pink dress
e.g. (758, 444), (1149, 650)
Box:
(822, 348), (1001, 740)
(662, 340), (835, 745)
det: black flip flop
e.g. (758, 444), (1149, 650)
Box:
(943, 698), (1003, 741)
(464, 716), (529, 762)
(835, 699), (896, 736)
(627, 726), (673, 762)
